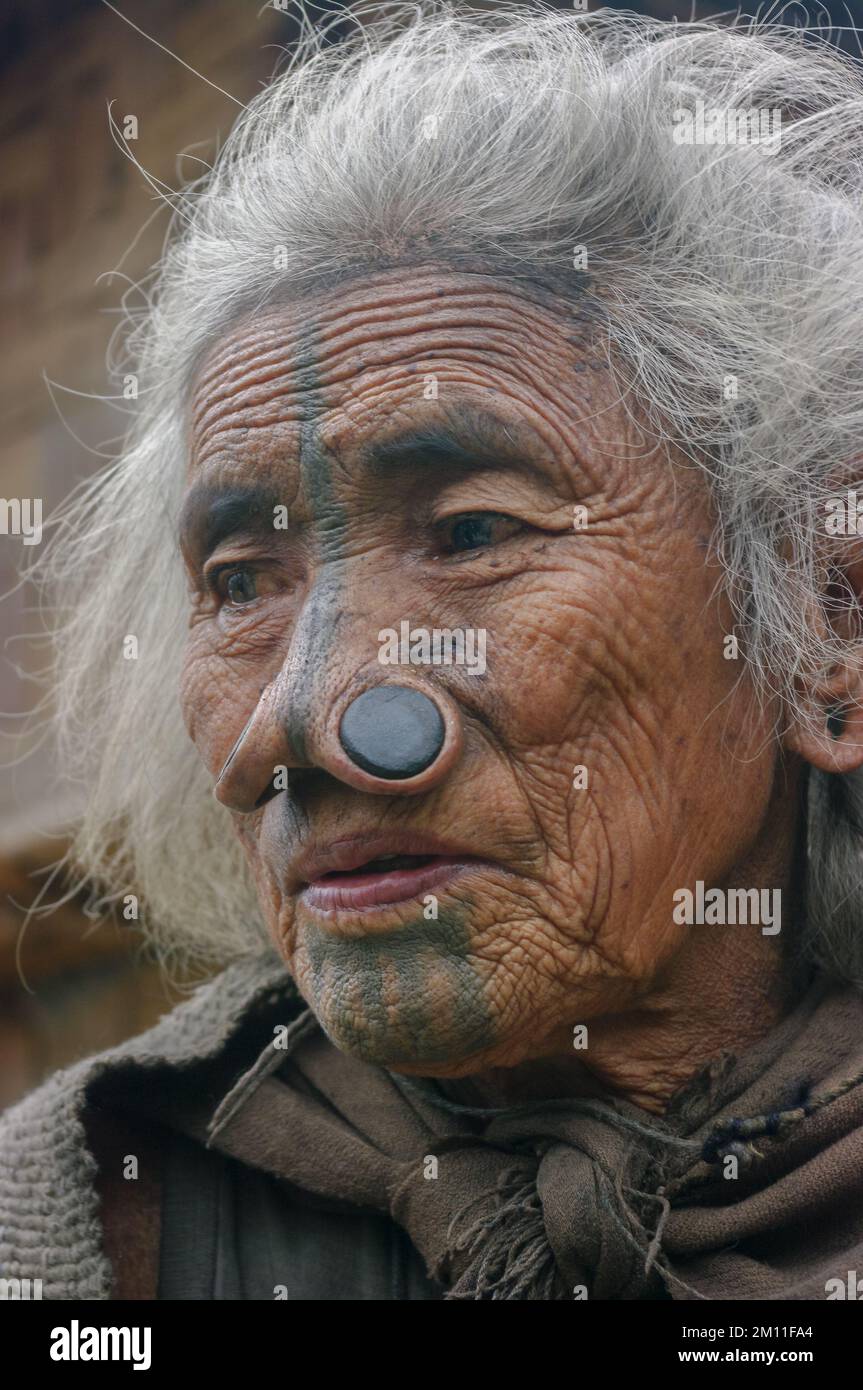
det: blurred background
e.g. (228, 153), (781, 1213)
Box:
(1, 0), (861, 1110)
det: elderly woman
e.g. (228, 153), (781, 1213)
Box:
(2, 3), (863, 1303)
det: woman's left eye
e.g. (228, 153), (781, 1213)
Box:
(437, 512), (524, 554)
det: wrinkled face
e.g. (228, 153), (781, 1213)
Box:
(180, 268), (780, 1077)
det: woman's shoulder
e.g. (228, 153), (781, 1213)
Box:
(0, 949), (294, 1299)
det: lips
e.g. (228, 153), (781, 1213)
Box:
(293, 833), (486, 912)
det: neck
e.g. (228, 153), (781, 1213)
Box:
(440, 934), (804, 1115)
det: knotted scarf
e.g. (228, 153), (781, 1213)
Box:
(142, 974), (863, 1300)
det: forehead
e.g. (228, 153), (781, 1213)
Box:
(188, 267), (602, 480)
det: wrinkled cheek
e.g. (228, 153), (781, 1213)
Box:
(178, 651), (222, 767)
(179, 649), (254, 780)
(177, 656), (200, 743)
(240, 833), (302, 964)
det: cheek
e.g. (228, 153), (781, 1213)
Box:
(485, 549), (747, 935)
(483, 580), (612, 853)
(486, 574), (603, 757)
(179, 636), (261, 777)
(244, 834), (287, 932)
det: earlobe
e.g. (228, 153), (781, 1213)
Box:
(785, 683), (863, 774)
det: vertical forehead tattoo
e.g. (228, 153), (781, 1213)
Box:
(214, 320), (350, 787)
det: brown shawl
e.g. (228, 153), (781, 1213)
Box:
(156, 973), (863, 1300)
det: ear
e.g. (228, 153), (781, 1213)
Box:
(785, 533), (863, 773)
(786, 676), (863, 773)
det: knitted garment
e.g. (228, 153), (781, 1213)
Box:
(0, 951), (290, 1299)
(3, 952), (863, 1300)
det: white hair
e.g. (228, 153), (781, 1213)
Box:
(29, 2), (863, 977)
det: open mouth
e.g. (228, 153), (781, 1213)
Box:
(302, 853), (478, 912)
(319, 853), (438, 879)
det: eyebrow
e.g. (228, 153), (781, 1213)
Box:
(180, 412), (541, 563)
(179, 483), (282, 564)
(363, 413), (530, 476)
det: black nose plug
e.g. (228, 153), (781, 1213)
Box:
(339, 685), (445, 780)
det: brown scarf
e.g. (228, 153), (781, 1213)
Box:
(172, 977), (863, 1300)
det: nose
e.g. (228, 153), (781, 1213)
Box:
(339, 685), (445, 780)
(214, 674), (462, 811)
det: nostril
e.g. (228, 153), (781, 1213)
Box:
(339, 685), (446, 780)
(253, 776), (283, 811)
